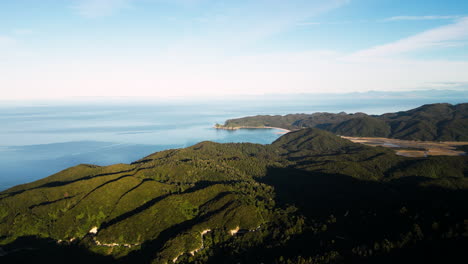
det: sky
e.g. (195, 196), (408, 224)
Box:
(0, 0), (468, 100)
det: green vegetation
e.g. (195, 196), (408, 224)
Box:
(221, 103), (468, 141)
(0, 128), (467, 263)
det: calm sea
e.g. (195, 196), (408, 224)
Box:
(1, 94), (466, 190)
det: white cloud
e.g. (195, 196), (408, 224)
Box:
(72, 0), (132, 18)
(349, 17), (468, 59)
(383, 15), (461, 22)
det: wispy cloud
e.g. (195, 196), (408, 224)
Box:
(164, 0), (351, 56)
(297, 22), (322, 26)
(72, 0), (132, 18)
(349, 17), (468, 58)
(13, 29), (33, 35)
(0, 35), (38, 60)
(300, 15), (462, 26)
(297, 19), (369, 27)
(0, 36), (16, 46)
(425, 81), (468, 89)
(383, 15), (461, 22)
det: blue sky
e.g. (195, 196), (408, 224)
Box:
(0, 0), (467, 99)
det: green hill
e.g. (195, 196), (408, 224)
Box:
(0, 129), (467, 264)
(221, 103), (468, 141)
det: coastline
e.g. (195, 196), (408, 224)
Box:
(214, 125), (291, 134)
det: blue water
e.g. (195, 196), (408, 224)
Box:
(1, 93), (466, 190)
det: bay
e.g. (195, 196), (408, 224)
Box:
(1, 93), (466, 190)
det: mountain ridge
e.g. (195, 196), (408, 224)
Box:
(221, 103), (468, 141)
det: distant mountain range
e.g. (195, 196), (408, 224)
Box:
(1, 125), (467, 263)
(221, 103), (468, 141)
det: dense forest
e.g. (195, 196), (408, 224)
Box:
(221, 103), (468, 141)
(0, 127), (467, 263)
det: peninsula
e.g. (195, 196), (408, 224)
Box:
(217, 103), (468, 141)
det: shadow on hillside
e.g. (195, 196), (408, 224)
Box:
(2, 167), (467, 264)
(0, 165), (162, 201)
(239, 166), (468, 263)
(100, 180), (243, 231)
(119, 194), (236, 263)
(358, 236), (468, 264)
(0, 236), (115, 264)
(198, 166), (468, 264)
(0, 168), (136, 200)
(260, 167), (468, 217)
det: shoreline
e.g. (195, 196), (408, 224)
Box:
(214, 126), (291, 134)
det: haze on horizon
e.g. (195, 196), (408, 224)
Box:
(1, 0), (467, 100)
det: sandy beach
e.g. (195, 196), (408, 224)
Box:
(215, 126), (291, 134)
(342, 136), (468, 157)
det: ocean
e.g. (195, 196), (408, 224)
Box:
(1, 93), (466, 190)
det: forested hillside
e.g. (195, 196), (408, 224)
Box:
(0, 129), (467, 263)
(221, 103), (468, 141)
